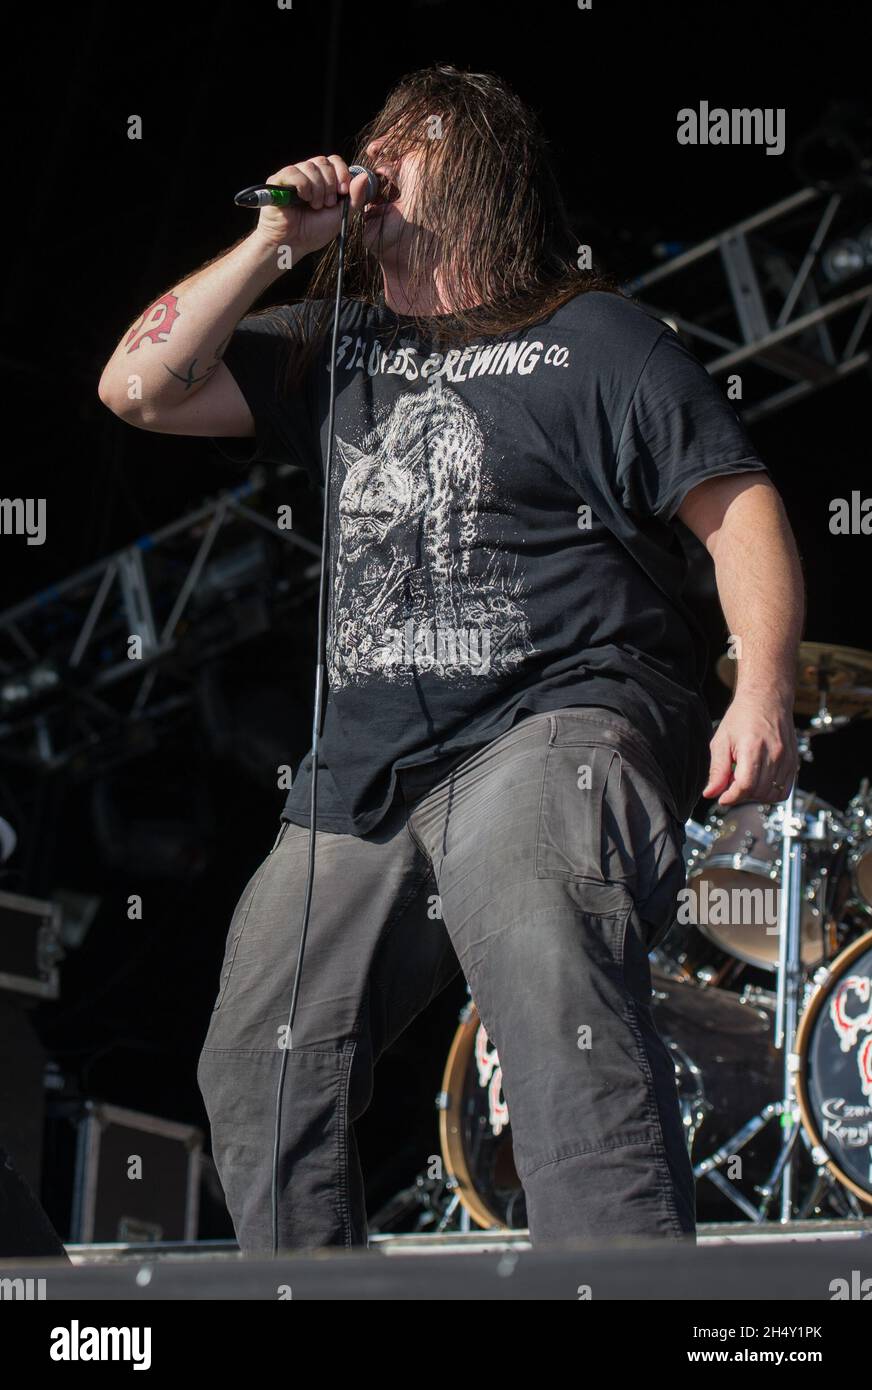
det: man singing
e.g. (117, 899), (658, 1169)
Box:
(98, 64), (803, 1251)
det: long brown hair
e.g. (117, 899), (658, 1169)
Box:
(279, 64), (620, 385)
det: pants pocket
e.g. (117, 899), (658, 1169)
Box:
(536, 728), (684, 942)
(536, 737), (620, 882)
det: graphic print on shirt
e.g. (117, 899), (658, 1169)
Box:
(327, 383), (537, 688)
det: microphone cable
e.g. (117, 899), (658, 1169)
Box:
(269, 187), (358, 1256)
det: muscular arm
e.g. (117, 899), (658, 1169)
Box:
(97, 230), (284, 435)
(97, 155), (371, 437)
(677, 473), (804, 805)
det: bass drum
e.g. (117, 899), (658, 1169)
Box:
(438, 970), (780, 1229)
(796, 930), (872, 1206)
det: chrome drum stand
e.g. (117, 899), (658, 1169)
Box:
(691, 702), (868, 1222)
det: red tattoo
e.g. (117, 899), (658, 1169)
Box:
(125, 293), (181, 352)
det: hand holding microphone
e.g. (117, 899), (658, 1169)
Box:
(237, 157), (382, 261)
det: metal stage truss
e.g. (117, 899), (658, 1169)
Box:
(623, 184), (872, 423)
(0, 464), (318, 774)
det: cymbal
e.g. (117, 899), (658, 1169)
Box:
(716, 640), (872, 717)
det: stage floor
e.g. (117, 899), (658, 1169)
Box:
(1, 1219), (869, 1300)
(58, 1216), (872, 1265)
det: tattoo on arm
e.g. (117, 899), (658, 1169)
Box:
(164, 357), (220, 389)
(125, 293), (181, 352)
(163, 333), (232, 391)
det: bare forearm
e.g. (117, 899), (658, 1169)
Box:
(708, 483), (804, 704)
(97, 230), (282, 420)
(677, 473), (803, 803)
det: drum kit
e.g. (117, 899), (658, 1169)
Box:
(396, 642), (872, 1234)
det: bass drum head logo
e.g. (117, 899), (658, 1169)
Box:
(805, 939), (872, 1199)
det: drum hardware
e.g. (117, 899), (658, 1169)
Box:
(692, 1100), (789, 1223)
(736, 982), (778, 1018)
(702, 647), (872, 1218)
(681, 818), (716, 882)
(662, 1032), (709, 1151)
(662, 644), (872, 1219)
(694, 960), (742, 989)
(689, 644), (872, 1218)
(416, 840), (870, 1232)
(687, 769), (822, 1225)
(749, 1098), (866, 1219)
(849, 843), (872, 916)
(654, 932), (748, 990)
(383, 641), (872, 1233)
(656, 818), (749, 987)
(684, 661), (867, 975)
(725, 763), (812, 1221)
(793, 1167), (867, 1220)
(841, 779), (872, 917)
(752, 1110), (821, 1213)
(683, 789), (837, 974)
(367, 1170), (472, 1237)
(436, 972), (783, 1229)
(846, 776), (872, 822)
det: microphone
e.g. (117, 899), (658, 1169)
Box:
(234, 164), (382, 208)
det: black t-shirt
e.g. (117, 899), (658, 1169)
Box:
(211, 289), (767, 834)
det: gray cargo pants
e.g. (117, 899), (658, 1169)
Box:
(197, 707), (695, 1251)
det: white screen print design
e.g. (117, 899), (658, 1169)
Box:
(328, 384), (536, 687)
